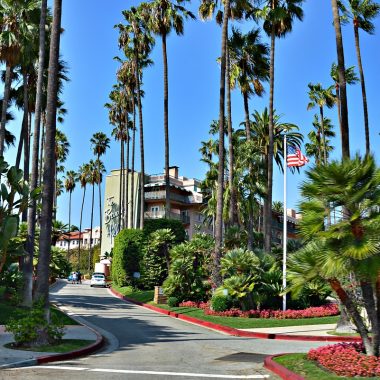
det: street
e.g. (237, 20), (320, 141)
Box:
(1, 281), (325, 380)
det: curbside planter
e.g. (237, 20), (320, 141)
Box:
(109, 287), (361, 342)
(264, 354), (305, 380)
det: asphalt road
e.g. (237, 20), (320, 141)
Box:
(1, 281), (326, 380)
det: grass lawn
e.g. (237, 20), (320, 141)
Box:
(0, 300), (79, 325)
(111, 286), (339, 329)
(5, 339), (94, 353)
(111, 284), (154, 304)
(274, 353), (380, 380)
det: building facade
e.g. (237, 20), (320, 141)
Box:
(101, 166), (210, 256)
(56, 227), (101, 250)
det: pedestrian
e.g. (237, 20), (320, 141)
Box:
(72, 271), (78, 284)
(77, 270), (82, 284)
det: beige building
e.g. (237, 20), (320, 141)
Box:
(101, 167), (209, 255)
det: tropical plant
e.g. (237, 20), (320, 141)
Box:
(90, 132), (110, 247)
(331, 0), (350, 159)
(64, 170), (77, 256)
(143, 0), (195, 217)
(288, 154), (380, 356)
(258, 0), (304, 253)
(340, 0), (380, 155)
(35, 0), (64, 335)
(0, 0), (40, 156)
(77, 163), (91, 269)
(307, 83), (336, 165)
(117, 5), (154, 229)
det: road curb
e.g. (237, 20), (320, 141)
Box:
(109, 287), (361, 342)
(264, 354), (305, 380)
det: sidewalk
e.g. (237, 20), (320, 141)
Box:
(239, 323), (337, 336)
(0, 324), (100, 369)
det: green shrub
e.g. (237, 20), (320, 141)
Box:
(167, 297), (179, 307)
(143, 219), (186, 244)
(211, 294), (231, 312)
(163, 234), (214, 302)
(5, 303), (64, 347)
(111, 229), (144, 287)
(140, 229), (175, 289)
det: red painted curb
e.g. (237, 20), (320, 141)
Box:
(36, 316), (104, 364)
(109, 287), (361, 342)
(264, 354), (305, 380)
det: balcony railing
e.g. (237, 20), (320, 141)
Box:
(145, 191), (196, 204)
(144, 210), (190, 224)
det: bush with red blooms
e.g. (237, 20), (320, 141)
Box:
(177, 302), (339, 319)
(308, 342), (380, 377)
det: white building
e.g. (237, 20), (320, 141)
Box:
(56, 227), (101, 250)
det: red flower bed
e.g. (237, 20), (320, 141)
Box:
(308, 342), (380, 377)
(177, 302), (339, 319)
(204, 304), (339, 319)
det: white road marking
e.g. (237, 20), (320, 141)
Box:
(25, 366), (269, 378)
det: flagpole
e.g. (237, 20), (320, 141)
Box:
(283, 134), (287, 311)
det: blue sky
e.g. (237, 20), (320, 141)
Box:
(4, 0), (380, 229)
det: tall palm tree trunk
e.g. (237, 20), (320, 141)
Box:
(35, 0), (62, 325)
(125, 129), (130, 228)
(22, 73), (30, 223)
(319, 107), (327, 165)
(130, 104), (136, 228)
(353, 24), (369, 155)
(135, 53), (145, 229)
(78, 186), (86, 269)
(243, 92), (250, 139)
(329, 278), (373, 355)
(121, 141), (125, 229)
(226, 49), (238, 226)
(331, 0), (350, 159)
(162, 33), (170, 218)
(97, 154), (103, 246)
(0, 64), (13, 157)
(264, 24), (276, 253)
(335, 84), (343, 140)
(89, 183), (95, 271)
(68, 191), (72, 257)
(15, 121), (26, 170)
(118, 139), (123, 231)
(213, 0), (230, 289)
(39, 116), (46, 187)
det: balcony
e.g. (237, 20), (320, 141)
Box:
(144, 210), (190, 224)
(145, 191), (193, 204)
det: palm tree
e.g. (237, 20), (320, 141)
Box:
(24, 0), (48, 309)
(0, 0), (39, 156)
(307, 83), (336, 165)
(54, 129), (70, 219)
(64, 170), (77, 256)
(118, 5), (154, 229)
(260, 0), (304, 253)
(340, 0), (380, 155)
(331, 0), (350, 159)
(144, 0), (195, 218)
(88, 159), (97, 271)
(90, 132), (110, 247)
(106, 87), (128, 231)
(228, 27), (269, 140)
(35, 0), (63, 330)
(305, 115), (335, 166)
(330, 63), (359, 141)
(289, 154), (380, 356)
(78, 163), (90, 269)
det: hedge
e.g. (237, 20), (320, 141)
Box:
(143, 219), (186, 244)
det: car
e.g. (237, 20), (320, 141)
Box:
(90, 273), (107, 288)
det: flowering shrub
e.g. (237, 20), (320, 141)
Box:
(177, 302), (339, 319)
(308, 342), (380, 377)
(179, 301), (209, 309)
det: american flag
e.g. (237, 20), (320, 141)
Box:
(287, 146), (309, 167)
